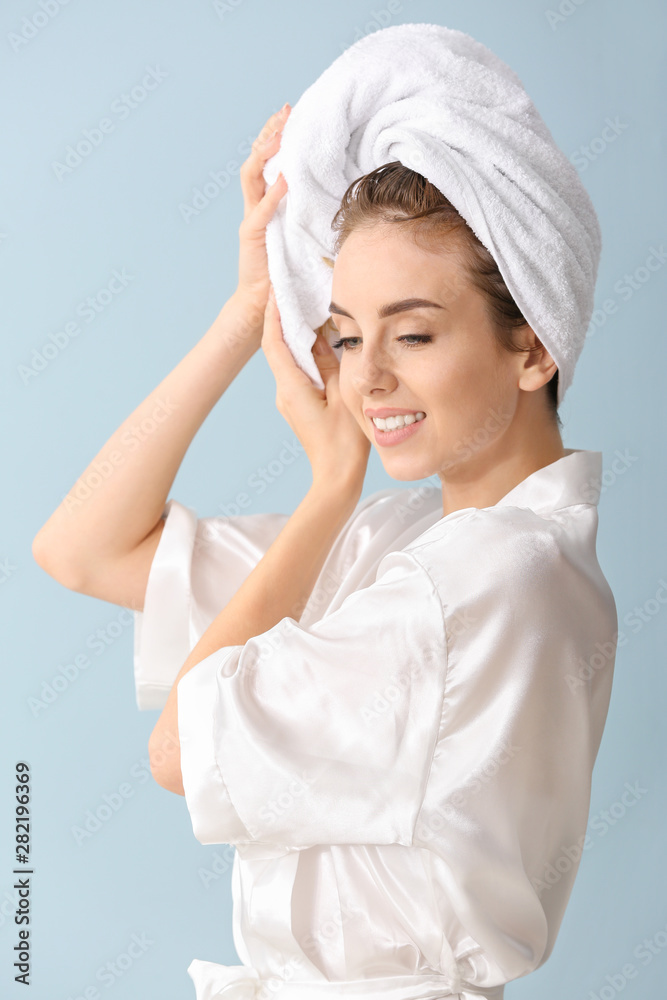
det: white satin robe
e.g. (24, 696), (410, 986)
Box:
(133, 448), (618, 1000)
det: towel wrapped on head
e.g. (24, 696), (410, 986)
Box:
(262, 22), (602, 406)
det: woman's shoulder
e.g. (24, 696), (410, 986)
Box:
(344, 488), (568, 596)
(401, 500), (604, 603)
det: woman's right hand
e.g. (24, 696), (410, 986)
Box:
(236, 103), (291, 310)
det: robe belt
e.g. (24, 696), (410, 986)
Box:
(187, 961), (505, 1000)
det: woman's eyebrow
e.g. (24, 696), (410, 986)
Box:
(328, 298), (447, 319)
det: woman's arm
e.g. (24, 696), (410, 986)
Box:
(32, 104), (292, 611)
(148, 475), (364, 795)
(150, 285), (371, 794)
(31, 290), (265, 610)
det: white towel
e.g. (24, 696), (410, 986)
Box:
(262, 22), (601, 406)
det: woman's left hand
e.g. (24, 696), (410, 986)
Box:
(261, 285), (371, 487)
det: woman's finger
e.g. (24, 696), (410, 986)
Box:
(261, 289), (317, 396)
(240, 103), (291, 220)
(309, 329), (341, 395)
(242, 171), (288, 238)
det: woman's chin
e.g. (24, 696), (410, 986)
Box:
(380, 456), (438, 483)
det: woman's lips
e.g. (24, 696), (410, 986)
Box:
(370, 415), (426, 447)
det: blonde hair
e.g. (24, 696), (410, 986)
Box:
(315, 256), (337, 340)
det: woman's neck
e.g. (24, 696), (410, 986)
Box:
(438, 403), (566, 518)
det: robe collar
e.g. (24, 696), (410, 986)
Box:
(493, 448), (603, 514)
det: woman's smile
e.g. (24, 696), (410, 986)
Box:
(368, 411), (427, 446)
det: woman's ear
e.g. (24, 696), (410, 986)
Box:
(515, 328), (558, 393)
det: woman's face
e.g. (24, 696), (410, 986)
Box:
(330, 224), (527, 484)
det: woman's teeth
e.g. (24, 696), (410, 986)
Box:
(372, 412), (426, 431)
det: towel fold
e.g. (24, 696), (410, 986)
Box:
(262, 22), (601, 405)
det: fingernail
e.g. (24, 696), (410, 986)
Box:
(313, 335), (329, 355)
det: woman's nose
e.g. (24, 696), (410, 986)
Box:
(348, 348), (398, 395)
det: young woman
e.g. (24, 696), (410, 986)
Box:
(33, 102), (618, 1000)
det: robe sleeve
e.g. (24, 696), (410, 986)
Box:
(176, 548), (449, 849)
(133, 499), (289, 710)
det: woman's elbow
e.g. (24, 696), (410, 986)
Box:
(148, 726), (185, 796)
(32, 528), (86, 592)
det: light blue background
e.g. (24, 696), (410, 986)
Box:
(1, 0), (665, 997)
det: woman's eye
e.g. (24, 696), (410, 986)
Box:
(399, 334), (433, 347)
(330, 334), (433, 350)
(330, 336), (361, 350)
